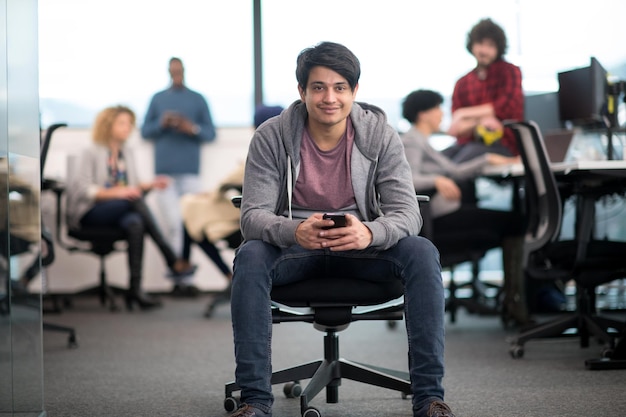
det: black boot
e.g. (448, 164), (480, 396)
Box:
(125, 289), (162, 311)
(124, 218), (162, 311)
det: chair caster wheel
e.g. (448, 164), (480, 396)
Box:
(601, 348), (614, 359)
(283, 381), (302, 398)
(204, 304), (215, 318)
(68, 334), (79, 349)
(387, 320), (398, 329)
(224, 396), (240, 412)
(302, 406), (321, 417)
(509, 345), (524, 359)
(401, 391), (410, 400)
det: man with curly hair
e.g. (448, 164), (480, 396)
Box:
(446, 18), (524, 162)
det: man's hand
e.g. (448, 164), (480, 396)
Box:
(295, 213), (372, 251)
(176, 117), (198, 135)
(486, 153), (521, 166)
(160, 111), (180, 128)
(434, 176), (461, 201)
(479, 115), (503, 132)
(160, 111), (198, 135)
(447, 103), (495, 137)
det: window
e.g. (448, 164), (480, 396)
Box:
(39, 0), (626, 130)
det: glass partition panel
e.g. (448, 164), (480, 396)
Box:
(1, 0), (45, 415)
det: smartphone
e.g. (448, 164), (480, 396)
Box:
(323, 213), (347, 229)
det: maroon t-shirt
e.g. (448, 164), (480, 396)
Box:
(293, 119), (356, 211)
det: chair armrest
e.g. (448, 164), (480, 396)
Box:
(416, 192), (434, 241)
(231, 195), (242, 208)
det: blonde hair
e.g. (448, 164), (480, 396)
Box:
(92, 105), (136, 145)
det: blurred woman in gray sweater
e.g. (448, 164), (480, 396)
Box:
(66, 105), (194, 310)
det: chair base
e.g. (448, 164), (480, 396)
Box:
(445, 263), (502, 323)
(71, 254), (125, 312)
(43, 321), (79, 348)
(585, 325), (626, 370)
(507, 312), (623, 359)
(74, 283), (125, 312)
(224, 330), (411, 416)
(204, 289), (231, 318)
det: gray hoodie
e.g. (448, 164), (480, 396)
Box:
(240, 100), (422, 250)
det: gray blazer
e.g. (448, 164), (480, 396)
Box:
(65, 144), (141, 229)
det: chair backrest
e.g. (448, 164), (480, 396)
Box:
(504, 120), (563, 266)
(52, 155), (126, 255)
(40, 123), (67, 174)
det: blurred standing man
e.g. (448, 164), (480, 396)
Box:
(445, 18), (524, 162)
(141, 57), (216, 293)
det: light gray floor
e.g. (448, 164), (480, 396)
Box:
(42, 294), (626, 417)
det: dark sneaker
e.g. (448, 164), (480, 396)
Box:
(416, 400), (456, 417)
(229, 403), (271, 417)
(170, 284), (200, 298)
(167, 260), (197, 278)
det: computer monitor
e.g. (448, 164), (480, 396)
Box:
(557, 57), (607, 127)
(524, 92), (563, 134)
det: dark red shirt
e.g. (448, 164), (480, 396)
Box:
(451, 59), (524, 155)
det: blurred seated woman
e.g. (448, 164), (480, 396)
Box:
(66, 105), (194, 310)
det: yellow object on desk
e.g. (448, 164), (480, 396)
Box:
(476, 125), (503, 146)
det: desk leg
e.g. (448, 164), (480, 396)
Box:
(574, 195), (595, 262)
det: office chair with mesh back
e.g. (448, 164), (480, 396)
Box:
(51, 181), (127, 312)
(224, 276), (410, 417)
(504, 120), (626, 359)
(223, 197), (433, 417)
(42, 126), (127, 312)
(419, 201), (504, 323)
(40, 227), (79, 348)
(38, 123), (79, 347)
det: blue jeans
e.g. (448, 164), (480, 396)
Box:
(155, 174), (201, 258)
(230, 236), (445, 413)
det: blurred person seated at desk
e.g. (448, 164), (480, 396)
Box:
(178, 105), (284, 300)
(65, 105), (195, 311)
(445, 18), (524, 163)
(400, 89), (530, 325)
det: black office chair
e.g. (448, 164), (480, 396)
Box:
(51, 184), (127, 312)
(40, 227), (79, 348)
(42, 125), (127, 312)
(504, 120), (626, 359)
(223, 197), (419, 417)
(38, 123), (80, 347)
(224, 278), (410, 417)
(419, 192), (506, 324)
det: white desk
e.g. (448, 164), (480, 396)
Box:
(483, 159), (626, 264)
(482, 160), (626, 178)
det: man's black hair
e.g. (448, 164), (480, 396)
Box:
(402, 90), (444, 124)
(296, 41), (361, 91)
